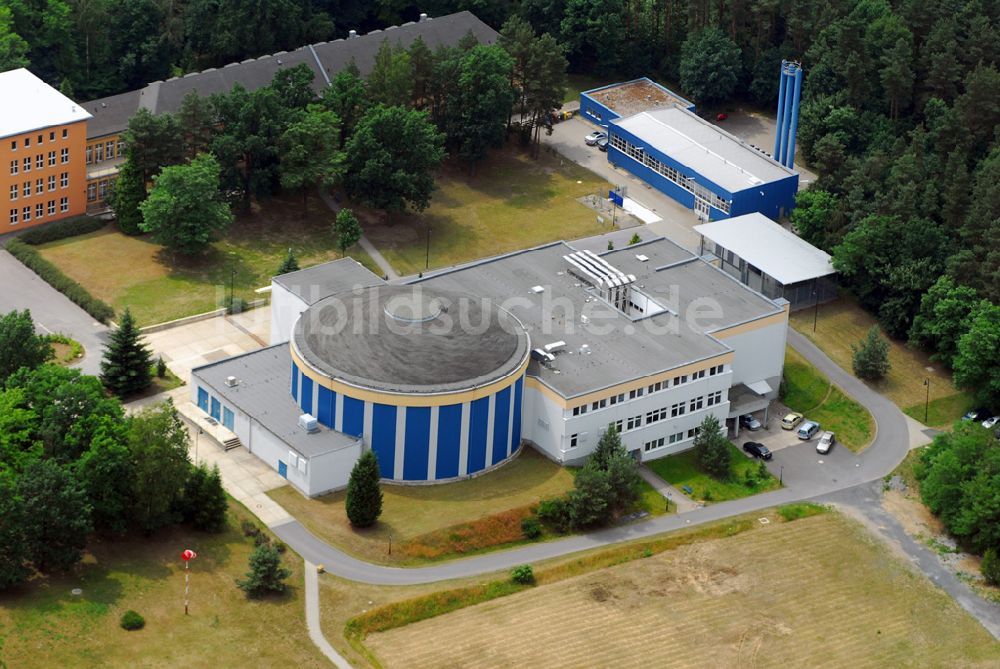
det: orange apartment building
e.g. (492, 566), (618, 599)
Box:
(0, 68), (92, 230)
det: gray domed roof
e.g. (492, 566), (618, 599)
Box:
(292, 285), (529, 394)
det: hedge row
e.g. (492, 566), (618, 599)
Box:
(6, 239), (116, 323)
(19, 216), (107, 245)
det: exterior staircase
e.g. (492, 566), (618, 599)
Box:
(222, 436), (243, 451)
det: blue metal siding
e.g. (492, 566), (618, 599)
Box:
(608, 144), (698, 209)
(579, 93), (617, 128)
(316, 386), (335, 428)
(403, 406), (431, 481)
(511, 377), (523, 454)
(290, 362), (298, 401)
(435, 403), (463, 479)
(222, 406), (234, 430)
(210, 396), (220, 421)
(371, 403), (397, 479)
(491, 386), (511, 465)
(197, 386), (209, 412)
(467, 397), (489, 474)
(729, 173), (798, 220)
(300, 375), (313, 415)
(342, 396), (364, 437)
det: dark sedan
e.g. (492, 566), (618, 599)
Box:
(743, 441), (772, 460)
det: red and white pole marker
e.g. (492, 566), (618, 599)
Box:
(181, 549), (197, 615)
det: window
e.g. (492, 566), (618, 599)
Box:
(95, 143), (104, 162)
(9, 160), (16, 175)
(687, 427), (701, 439)
(35, 178), (43, 193)
(59, 197), (68, 212)
(22, 206), (30, 222)
(690, 396), (704, 412)
(647, 380), (665, 394)
(673, 374), (688, 386)
(85, 146), (92, 165)
(22, 181), (30, 197)
(49, 131), (55, 141)
(608, 393), (624, 406)
(98, 179), (108, 201)
(23, 137), (30, 148)
(644, 437), (665, 452)
(47, 175), (55, 191)
(569, 434), (579, 448)
(60, 148), (69, 164)
(62, 129), (67, 138)
(591, 398), (607, 411)
(87, 183), (97, 202)
(47, 200), (55, 216)
(709, 364), (725, 376)
(48, 150), (56, 166)
(117, 139), (125, 156)
(9, 184), (16, 201)
(611, 419), (623, 433)
(35, 154), (43, 169)
(629, 387), (644, 400)
(105, 141), (115, 160)
(37, 134), (41, 143)
(646, 407), (667, 424)
(669, 432), (684, 444)
(22, 157), (30, 172)
(706, 390), (723, 407)
(60, 172), (68, 188)
(670, 402), (686, 418)
(9, 140), (15, 151)
(692, 369), (706, 380)
(9, 208), (17, 224)
(572, 404), (589, 417)
(35, 203), (43, 218)
(626, 415), (642, 431)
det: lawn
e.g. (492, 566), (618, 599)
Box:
(267, 447), (576, 565)
(356, 146), (612, 276)
(363, 513), (1000, 669)
(646, 443), (780, 503)
(0, 500), (325, 668)
(36, 193), (379, 326)
(790, 296), (972, 427)
(783, 347), (875, 451)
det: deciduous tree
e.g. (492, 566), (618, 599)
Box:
(679, 27), (741, 105)
(367, 39), (412, 107)
(0, 309), (52, 384)
(694, 415), (730, 479)
(953, 301), (1000, 408)
(18, 459), (92, 573)
(127, 401), (191, 534)
(332, 208), (362, 257)
(279, 104), (344, 210)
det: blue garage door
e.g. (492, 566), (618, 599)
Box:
(210, 396), (221, 421)
(222, 406), (234, 430)
(197, 386), (209, 412)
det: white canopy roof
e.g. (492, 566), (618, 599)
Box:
(695, 213), (836, 285)
(0, 69), (91, 139)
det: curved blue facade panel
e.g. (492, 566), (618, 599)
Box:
(342, 396), (364, 438)
(300, 375), (314, 415)
(403, 406), (431, 481)
(467, 396), (490, 474)
(371, 403), (397, 478)
(436, 403), (463, 479)
(492, 386), (511, 466)
(511, 377), (523, 454)
(317, 386), (335, 428)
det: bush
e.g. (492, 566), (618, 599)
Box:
(6, 240), (116, 323)
(182, 464), (228, 532)
(254, 533), (272, 548)
(19, 217), (105, 245)
(521, 516), (542, 540)
(156, 356), (167, 378)
(981, 548), (1000, 586)
(221, 295), (248, 315)
(241, 519), (261, 538)
(120, 610), (145, 631)
(851, 326), (891, 380)
(511, 564), (534, 585)
(536, 497), (572, 534)
(629, 233), (642, 245)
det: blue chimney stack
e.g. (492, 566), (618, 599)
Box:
(773, 61), (803, 169)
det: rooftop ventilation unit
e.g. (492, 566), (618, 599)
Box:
(530, 348), (555, 364)
(225, 376), (239, 387)
(544, 341), (566, 354)
(348, 29), (358, 38)
(563, 250), (637, 314)
(298, 414), (319, 433)
(530, 285), (545, 294)
(635, 254), (649, 262)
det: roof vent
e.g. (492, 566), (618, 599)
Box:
(544, 341), (566, 354)
(298, 414), (319, 432)
(530, 285), (544, 294)
(225, 376), (239, 387)
(101, 102), (107, 108)
(531, 348), (555, 364)
(636, 254), (649, 262)
(419, 12), (428, 21)
(348, 29), (358, 38)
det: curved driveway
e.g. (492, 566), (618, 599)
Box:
(272, 328), (912, 585)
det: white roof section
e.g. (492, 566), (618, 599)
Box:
(695, 213), (836, 285)
(612, 107), (795, 193)
(0, 69), (91, 139)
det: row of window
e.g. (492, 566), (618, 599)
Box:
(9, 149), (69, 175)
(9, 198), (70, 225)
(608, 133), (732, 214)
(9, 128), (69, 150)
(8, 173), (70, 200)
(86, 139), (125, 165)
(644, 427), (701, 452)
(570, 364), (727, 416)
(86, 178), (114, 203)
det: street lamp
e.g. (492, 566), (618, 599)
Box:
(923, 378), (930, 423)
(779, 465), (784, 485)
(229, 251), (237, 311)
(812, 278), (819, 332)
(425, 221), (431, 270)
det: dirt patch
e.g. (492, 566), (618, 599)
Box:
(882, 488), (945, 538)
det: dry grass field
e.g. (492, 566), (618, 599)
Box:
(790, 296), (971, 427)
(365, 513), (1000, 669)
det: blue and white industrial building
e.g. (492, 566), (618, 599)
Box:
(191, 239), (790, 497)
(580, 77), (800, 221)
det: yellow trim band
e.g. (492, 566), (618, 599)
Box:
(710, 310), (788, 339)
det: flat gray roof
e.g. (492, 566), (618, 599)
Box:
(695, 214), (835, 285)
(611, 107), (796, 192)
(273, 257), (385, 305)
(413, 238), (782, 399)
(192, 344), (359, 458)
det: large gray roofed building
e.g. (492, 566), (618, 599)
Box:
(82, 11), (497, 139)
(272, 256), (386, 306)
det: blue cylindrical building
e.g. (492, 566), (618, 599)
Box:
(288, 286), (530, 483)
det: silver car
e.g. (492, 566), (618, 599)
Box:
(585, 130), (607, 146)
(797, 420), (820, 440)
(816, 431), (836, 454)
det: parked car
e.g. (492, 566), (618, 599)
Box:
(596, 136), (609, 152)
(743, 441), (772, 460)
(797, 420), (821, 440)
(962, 407), (991, 422)
(584, 130), (607, 146)
(983, 416), (1000, 429)
(781, 412), (803, 430)
(740, 414), (762, 431)
(816, 431), (836, 454)
(716, 112), (728, 121)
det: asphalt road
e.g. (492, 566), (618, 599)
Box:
(0, 248), (108, 376)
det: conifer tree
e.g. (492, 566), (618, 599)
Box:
(276, 248), (300, 275)
(345, 450), (383, 527)
(100, 308), (152, 397)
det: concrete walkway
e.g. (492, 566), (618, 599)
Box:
(638, 465), (700, 513)
(304, 561), (353, 669)
(317, 188), (399, 280)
